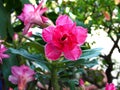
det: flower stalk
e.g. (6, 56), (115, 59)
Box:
(51, 63), (60, 90)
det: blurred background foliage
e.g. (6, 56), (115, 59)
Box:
(0, 0), (120, 89)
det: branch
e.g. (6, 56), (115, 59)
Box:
(109, 35), (120, 53)
(108, 36), (119, 56)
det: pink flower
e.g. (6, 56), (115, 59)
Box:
(18, 0), (48, 35)
(105, 83), (116, 90)
(79, 79), (84, 86)
(42, 15), (87, 61)
(8, 65), (35, 90)
(0, 44), (9, 63)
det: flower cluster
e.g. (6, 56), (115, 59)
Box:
(79, 79), (116, 90)
(2, 0), (117, 90)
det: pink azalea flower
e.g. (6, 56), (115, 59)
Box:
(105, 83), (116, 90)
(18, 0), (49, 35)
(8, 65), (35, 90)
(0, 44), (9, 63)
(42, 15), (87, 61)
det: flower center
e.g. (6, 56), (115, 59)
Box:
(61, 34), (67, 41)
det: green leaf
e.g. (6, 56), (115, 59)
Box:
(76, 19), (87, 28)
(9, 48), (41, 61)
(64, 58), (98, 68)
(81, 59), (98, 68)
(68, 80), (76, 90)
(80, 48), (102, 59)
(0, 2), (14, 39)
(25, 42), (44, 54)
(9, 48), (49, 71)
(0, 3), (8, 38)
(20, 0), (31, 4)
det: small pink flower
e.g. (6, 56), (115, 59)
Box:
(105, 83), (116, 90)
(42, 15), (87, 61)
(18, 0), (48, 35)
(0, 44), (9, 63)
(79, 79), (84, 86)
(8, 65), (35, 90)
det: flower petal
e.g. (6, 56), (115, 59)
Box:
(42, 26), (55, 42)
(74, 26), (87, 45)
(18, 4), (35, 22)
(8, 75), (18, 84)
(45, 43), (61, 60)
(11, 66), (23, 77)
(20, 65), (35, 82)
(22, 23), (33, 35)
(0, 46), (7, 53)
(35, 0), (44, 12)
(39, 8), (48, 15)
(64, 46), (82, 60)
(1, 54), (9, 58)
(22, 4), (35, 14)
(56, 15), (73, 25)
(18, 13), (25, 22)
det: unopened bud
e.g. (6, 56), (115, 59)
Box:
(26, 31), (32, 37)
(13, 33), (19, 41)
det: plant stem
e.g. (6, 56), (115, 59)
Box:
(51, 65), (60, 90)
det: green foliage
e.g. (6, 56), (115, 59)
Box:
(2, 54), (19, 87)
(0, 2), (13, 39)
(9, 48), (49, 71)
(81, 48), (102, 59)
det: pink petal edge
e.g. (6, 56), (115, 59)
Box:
(64, 46), (82, 60)
(45, 43), (62, 60)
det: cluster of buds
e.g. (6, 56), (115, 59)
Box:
(79, 78), (116, 90)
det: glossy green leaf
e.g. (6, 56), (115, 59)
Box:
(9, 48), (49, 71)
(81, 59), (98, 68)
(80, 48), (102, 59)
